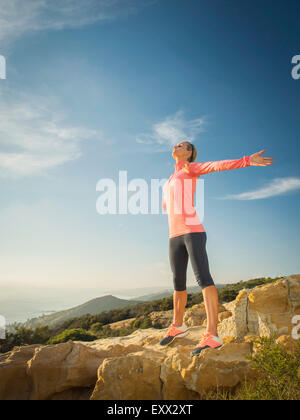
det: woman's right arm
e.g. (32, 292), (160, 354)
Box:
(184, 156), (251, 177)
(183, 150), (274, 176)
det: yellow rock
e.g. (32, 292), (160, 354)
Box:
(108, 318), (136, 330)
(244, 334), (258, 343)
(218, 311), (232, 322)
(90, 350), (165, 400)
(222, 336), (237, 344)
(248, 280), (290, 314)
(276, 334), (299, 353)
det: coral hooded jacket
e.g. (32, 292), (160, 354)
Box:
(162, 156), (251, 238)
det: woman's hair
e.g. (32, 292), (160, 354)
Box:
(186, 142), (197, 163)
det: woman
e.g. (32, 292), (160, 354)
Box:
(160, 142), (274, 356)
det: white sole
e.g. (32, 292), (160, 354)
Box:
(161, 329), (189, 347)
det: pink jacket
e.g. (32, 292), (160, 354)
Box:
(162, 156), (251, 238)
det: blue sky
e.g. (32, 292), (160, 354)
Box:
(0, 0), (300, 300)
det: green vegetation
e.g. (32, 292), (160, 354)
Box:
(90, 322), (104, 332)
(199, 335), (300, 400)
(0, 275), (283, 352)
(235, 335), (300, 400)
(48, 329), (97, 344)
(0, 325), (51, 351)
(23, 295), (142, 330)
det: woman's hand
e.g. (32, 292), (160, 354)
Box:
(249, 150), (274, 166)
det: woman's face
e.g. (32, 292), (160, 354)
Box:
(172, 142), (192, 161)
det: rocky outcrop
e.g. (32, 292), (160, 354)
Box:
(0, 344), (40, 400)
(0, 338), (145, 400)
(0, 275), (299, 400)
(149, 309), (173, 327)
(91, 349), (166, 400)
(217, 275), (300, 339)
(0, 327), (258, 400)
(108, 318), (136, 330)
(183, 303), (227, 327)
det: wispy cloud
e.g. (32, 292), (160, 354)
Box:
(0, 88), (106, 176)
(0, 0), (157, 45)
(218, 177), (300, 200)
(136, 110), (207, 151)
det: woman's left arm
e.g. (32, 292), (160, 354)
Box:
(183, 149), (274, 176)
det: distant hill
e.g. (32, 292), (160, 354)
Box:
(19, 283), (242, 329)
(13, 285), (227, 329)
(133, 284), (227, 301)
(23, 295), (141, 329)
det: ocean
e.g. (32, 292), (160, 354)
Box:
(0, 294), (136, 326)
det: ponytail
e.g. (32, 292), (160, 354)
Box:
(186, 142), (197, 162)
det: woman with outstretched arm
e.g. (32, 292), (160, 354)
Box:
(160, 142), (274, 355)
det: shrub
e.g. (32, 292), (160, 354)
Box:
(140, 318), (152, 329)
(47, 328), (97, 345)
(31, 326), (51, 343)
(233, 335), (300, 400)
(197, 334), (300, 400)
(0, 325), (51, 353)
(90, 322), (104, 332)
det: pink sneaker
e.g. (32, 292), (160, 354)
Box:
(192, 332), (223, 356)
(159, 322), (189, 347)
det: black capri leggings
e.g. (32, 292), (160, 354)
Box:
(169, 232), (215, 291)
